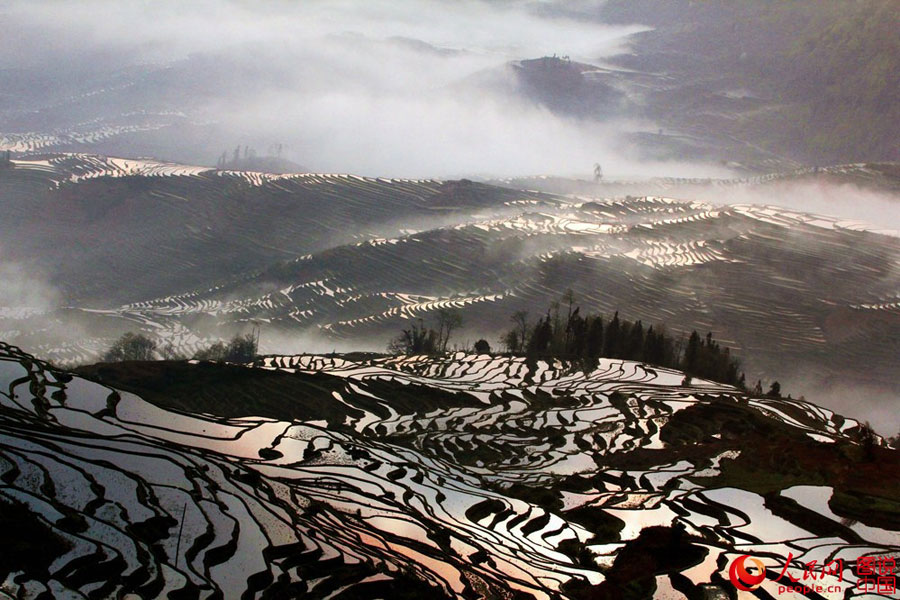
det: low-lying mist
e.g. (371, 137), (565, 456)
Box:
(694, 181), (900, 233)
(0, 259), (60, 319)
(783, 375), (900, 440)
(0, 251), (95, 360)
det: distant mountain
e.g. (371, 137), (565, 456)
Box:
(596, 0), (900, 166)
(1, 3), (895, 173)
(468, 56), (625, 119)
(1, 342), (897, 598)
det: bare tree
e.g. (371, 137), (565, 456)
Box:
(562, 289), (575, 350)
(859, 421), (877, 461)
(436, 308), (462, 353)
(888, 430), (900, 449)
(194, 341), (227, 361)
(511, 310), (529, 353)
(192, 333), (258, 362)
(160, 343), (185, 360)
(225, 333), (257, 362)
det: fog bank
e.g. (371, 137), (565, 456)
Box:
(0, 1), (741, 179)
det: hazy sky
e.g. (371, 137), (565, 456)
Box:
(0, 0), (740, 179)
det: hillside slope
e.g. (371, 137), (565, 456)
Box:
(0, 154), (542, 305)
(597, 0), (900, 166)
(2, 155), (899, 398)
(1, 342), (898, 598)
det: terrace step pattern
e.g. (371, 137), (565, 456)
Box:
(1, 343), (897, 599)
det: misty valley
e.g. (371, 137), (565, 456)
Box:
(0, 1), (898, 599)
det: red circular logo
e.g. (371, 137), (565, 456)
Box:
(729, 555), (767, 591)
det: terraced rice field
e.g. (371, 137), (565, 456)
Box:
(1, 342), (897, 599)
(1, 155), (898, 390)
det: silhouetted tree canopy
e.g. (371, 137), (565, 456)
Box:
(499, 292), (750, 388)
(103, 332), (157, 362)
(193, 333), (258, 362)
(389, 319), (438, 355)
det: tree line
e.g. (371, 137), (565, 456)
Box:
(387, 308), (467, 355)
(102, 332), (258, 363)
(498, 291), (755, 390)
(387, 291), (785, 393)
(215, 144), (284, 169)
(105, 294), (780, 394)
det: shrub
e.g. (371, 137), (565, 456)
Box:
(473, 339), (491, 354)
(103, 332), (157, 362)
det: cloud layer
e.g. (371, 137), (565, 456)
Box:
(0, 0), (729, 178)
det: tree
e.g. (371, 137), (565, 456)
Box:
(500, 330), (520, 353)
(526, 313), (553, 356)
(603, 312), (620, 358)
(859, 422), (877, 461)
(473, 339), (491, 354)
(562, 289), (576, 351)
(549, 300), (563, 354)
(767, 381), (782, 398)
(585, 316), (603, 359)
(626, 320), (644, 361)
(103, 332), (157, 362)
(160, 342), (185, 360)
(436, 308), (463, 353)
(888, 430), (899, 449)
(565, 307), (587, 357)
(192, 333), (257, 362)
(510, 310), (530, 353)
(193, 341), (227, 361)
(389, 319), (438, 355)
(684, 331), (701, 374)
(225, 333), (257, 362)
